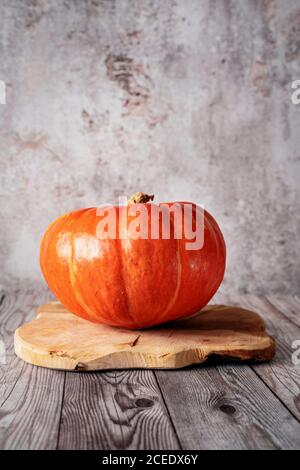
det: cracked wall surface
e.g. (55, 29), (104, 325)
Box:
(0, 0), (299, 294)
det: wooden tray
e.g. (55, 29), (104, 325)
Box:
(14, 302), (275, 371)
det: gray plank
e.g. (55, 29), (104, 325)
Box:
(58, 369), (180, 450)
(155, 363), (300, 449)
(0, 288), (65, 449)
(2, 291), (299, 450)
(229, 295), (300, 422)
(265, 295), (300, 328)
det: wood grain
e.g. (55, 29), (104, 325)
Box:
(265, 295), (300, 328)
(58, 370), (180, 450)
(0, 289), (65, 449)
(231, 295), (300, 421)
(14, 301), (275, 371)
(1, 291), (300, 450)
(155, 364), (300, 449)
(155, 294), (300, 449)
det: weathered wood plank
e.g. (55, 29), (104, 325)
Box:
(2, 291), (300, 450)
(58, 370), (180, 450)
(229, 295), (300, 422)
(265, 295), (300, 328)
(155, 363), (300, 449)
(0, 289), (65, 449)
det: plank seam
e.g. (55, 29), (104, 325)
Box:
(114, 371), (126, 448)
(250, 365), (300, 424)
(56, 371), (67, 450)
(0, 361), (26, 408)
(0, 293), (5, 308)
(265, 296), (300, 331)
(153, 371), (182, 450)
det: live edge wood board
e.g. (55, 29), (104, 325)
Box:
(14, 302), (275, 371)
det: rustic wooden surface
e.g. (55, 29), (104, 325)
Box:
(1, 289), (300, 450)
(14, 301), (275, 371)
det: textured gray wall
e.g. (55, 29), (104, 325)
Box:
(0, 0), (299, 294)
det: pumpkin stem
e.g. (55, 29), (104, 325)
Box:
(128, 192), (154, 205)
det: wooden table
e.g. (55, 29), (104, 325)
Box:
(1, 289), (300, 450)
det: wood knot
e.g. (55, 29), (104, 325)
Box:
(219, 404), (236, 415)
(135, 398), (154, 408)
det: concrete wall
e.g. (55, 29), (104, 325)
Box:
(0, 0), (299, 294)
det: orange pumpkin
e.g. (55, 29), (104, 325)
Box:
(40, 192), (226, 329)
